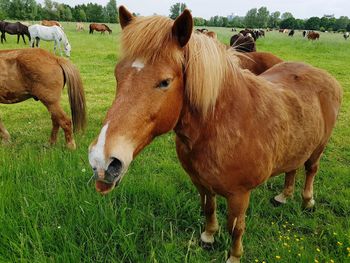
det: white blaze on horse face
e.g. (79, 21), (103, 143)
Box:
(89, 123), (109, 170)
(131, 59), (145, 71)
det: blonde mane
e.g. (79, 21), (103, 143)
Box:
(121, 15), (240, 116)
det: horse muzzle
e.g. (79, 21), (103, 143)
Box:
(93, 158), (124, 194)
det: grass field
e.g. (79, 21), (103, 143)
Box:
(0, 22), (349, 263)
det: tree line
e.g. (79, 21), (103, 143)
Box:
(0, 0), (119, 23)
(170, 3), (350, 32)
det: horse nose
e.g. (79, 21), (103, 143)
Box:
(106, 157), (123, 178)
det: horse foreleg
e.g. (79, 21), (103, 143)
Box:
(17, 34), (20, 44)
(272, 170), (296, 205)
(226, 191), (251, 263)
(21, 34), (26, 44)
(0, 118), (10, 143)
(45, 102), (76, 150)
(195, 183), (219, 246)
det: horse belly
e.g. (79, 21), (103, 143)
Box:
(0, 60), (30, 104)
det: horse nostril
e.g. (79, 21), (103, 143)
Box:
(107, 157), (123, 176)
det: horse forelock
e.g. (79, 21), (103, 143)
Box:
(121, 15), (240, 117)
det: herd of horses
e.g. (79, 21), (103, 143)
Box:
(0, 7), (344, 263)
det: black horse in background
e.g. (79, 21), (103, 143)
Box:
(0, 21), (30, 44)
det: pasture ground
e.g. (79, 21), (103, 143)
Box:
(0, 23), (349, 263)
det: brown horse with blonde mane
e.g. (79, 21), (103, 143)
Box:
(89, 23), (112, 34)
(88, 7), (342, 262)
(41, 19), (62, 28)
(0, 48), (86, 149)
(308, 31), (320, 40)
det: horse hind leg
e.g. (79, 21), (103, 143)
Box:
(272, 170), (297, 206)
(0, 118), (10, 143)
(44, 101), (76, 150)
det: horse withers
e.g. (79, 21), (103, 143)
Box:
(0, 48), (86, 149)
(29, 24), (71, 57)
(88, 7), (342, 262)
(0, 21), (30, 44)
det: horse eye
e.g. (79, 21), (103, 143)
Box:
(157, 79), (171, 89)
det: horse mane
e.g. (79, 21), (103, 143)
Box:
(121, 15), (240, 116)
(103, 24), (111, 31)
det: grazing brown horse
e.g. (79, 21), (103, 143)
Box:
(237, 52), (283, 75)
(88, 7), (342, 262)
(0, 48), (86, 149)
(308, 31), (320, 40)
(0, 21), (30, 44)
(89, 23), (112, 34)
(230, 33), (256, 52)
(41, 20), (62, 28)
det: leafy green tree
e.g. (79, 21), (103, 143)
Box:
(78, 9), (86, 22)
(268, 11), (280, 28)
(281, 12), (293, 20)
(193, 17), (206, 26)
(169, 2), (187, 20)
(280, 17), (296, 29)
(245, 8), (257, 28)
(335, 16), (349, 31)
(256, 7), (269, 28)
(106, 0), (117, 23)
(305, 17), (320, 30)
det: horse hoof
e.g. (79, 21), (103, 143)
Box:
(67, 141), (76, 150)
(226, 255), (241, 263)
(302, 199), (316, 212)
(200, 240), (214, 250)
(270, 197), (283, 207)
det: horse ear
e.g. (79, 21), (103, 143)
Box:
(119, 5), (134, 29)
(172, 9), (193, 47)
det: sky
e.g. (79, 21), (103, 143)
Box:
(47, 0), (350, 19)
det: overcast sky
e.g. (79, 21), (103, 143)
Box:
(48, 0), (349, 19)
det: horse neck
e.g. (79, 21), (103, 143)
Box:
(174, 66), (250, 148)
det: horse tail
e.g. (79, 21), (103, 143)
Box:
(57, 58), (86, 132)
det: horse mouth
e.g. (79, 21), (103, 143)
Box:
(95, 176), (122, 195)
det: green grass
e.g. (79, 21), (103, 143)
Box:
(0, 23), (349, 263)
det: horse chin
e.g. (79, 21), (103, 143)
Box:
(95, 176), (122, 195)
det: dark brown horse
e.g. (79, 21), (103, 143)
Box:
(88, 7), (342, 262)
(89, 23), (112, 34)
(230, 33), (256, 52)
(308, 31), (320, 40)
(0, 21), (30, 44)
(0, 48), (86, 149)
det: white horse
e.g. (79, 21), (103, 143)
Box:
(28, 24), (71, 57)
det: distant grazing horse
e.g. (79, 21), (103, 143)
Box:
(41, 20), (63, 28)
(308, 31), (320, 40)
(288, 29), (295, 36)
(230, 33), (256, 52)
(76, 22), (84, 31)
(240, 28), (258, 40)
(195, 28), (208, 33)
(0, 48), (86, 149)
(88, 6), (342, 263)
(344, 32), (349, 40)
(29, 25), (71, 57)
(303, 30), (307, 37)
(0, 21), (30, 44)
(237, 52), (283, 75)
(89, 23), (112, 34)
(196, 29), (217, 39)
